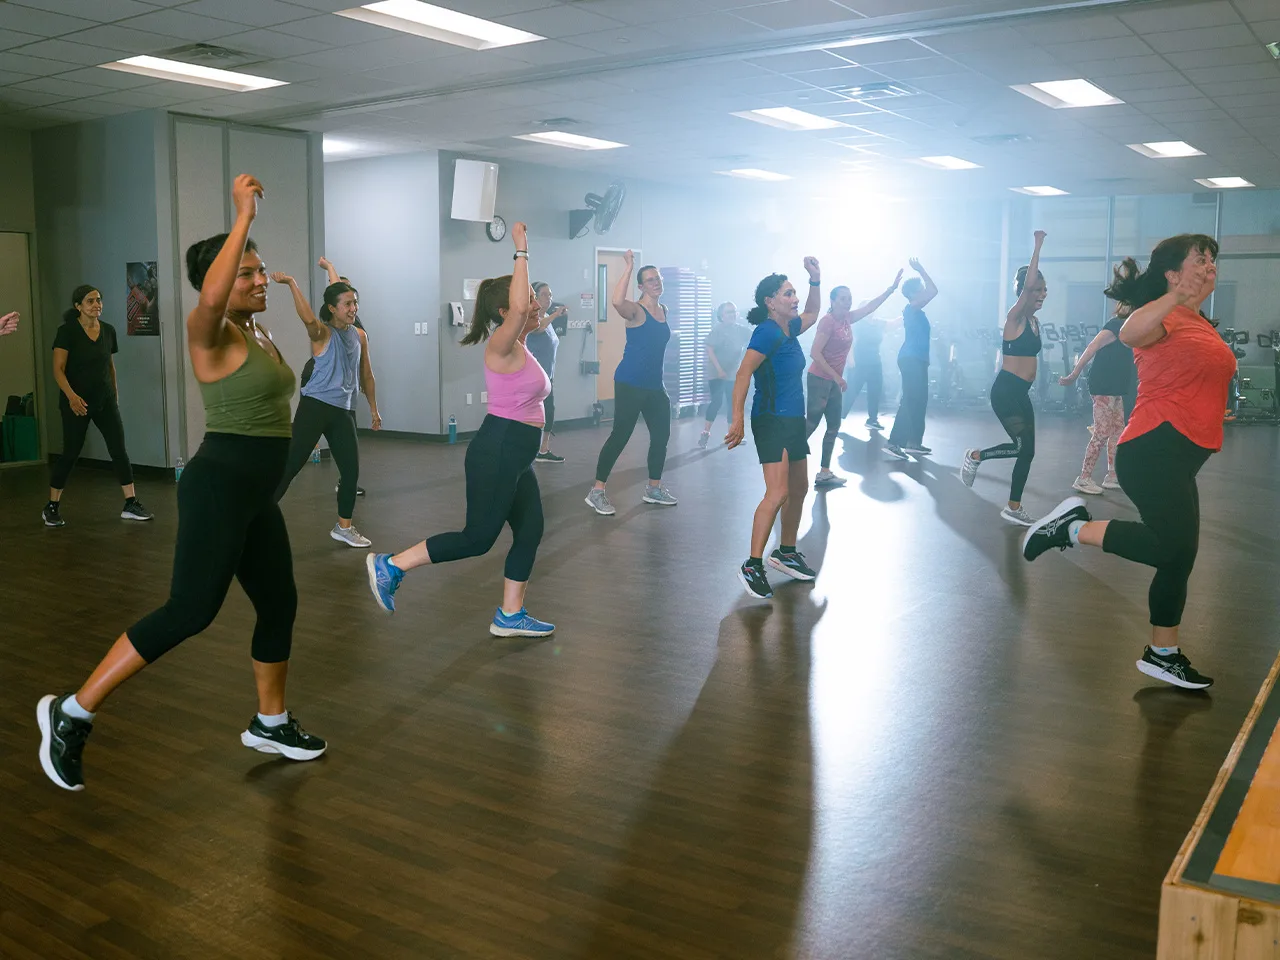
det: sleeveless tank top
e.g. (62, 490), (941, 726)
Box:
(200, 328), (295, 438)
(1003, 317), (1042, 357)
(486, 343), (551, 425)
(613, 306), (671, 391)
(301, 323), (361, 410)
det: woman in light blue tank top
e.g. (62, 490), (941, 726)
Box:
(272, 277), (381, 547)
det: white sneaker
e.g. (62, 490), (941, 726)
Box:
(1072, 477), (1105, 495)
(1102, 474), (1121, 490)
(961, 449), (980, 487)
(330, 523), (371, 548)
(814, 470), (847, 487)
(1000, 505), (1034, 526)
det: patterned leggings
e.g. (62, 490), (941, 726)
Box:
(1080, 395), (1124, 480)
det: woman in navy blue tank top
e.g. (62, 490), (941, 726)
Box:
(585, 250), (676, 516)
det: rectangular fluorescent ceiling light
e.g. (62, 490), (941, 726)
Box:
(99, 56), (286, 92)
(1011, 79), (1122, 108)
(1266, 41), (1279, 60)
(917, 155), (980, 170)
(336, 1), (543, 50)
(512, 131), (626, 151)
(732, 107), (845, 131)
(1128, 140), (1204, 159)
(717, 168), (792, 182)
(1194, 176), (1254, 189)
(1011, 185), (1068, 196)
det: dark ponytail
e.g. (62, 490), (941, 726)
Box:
(747, 273), (787, 325)
(1014, 265), (1042, 296)
(318, 281), (357, 323)
(64, 284), (99, 323)
(462, 274), (513, 345)
(185, 233), (258, 291)
(1103, 233), (1218, 309)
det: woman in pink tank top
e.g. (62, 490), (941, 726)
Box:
(366, 222), (556, 638)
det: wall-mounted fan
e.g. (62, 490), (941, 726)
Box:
(569, 181), (626, 239)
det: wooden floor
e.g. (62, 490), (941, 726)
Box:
(2, 407), (1278, 960)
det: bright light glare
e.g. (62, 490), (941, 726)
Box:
(336, 0), (544, 50)
(717, 168), (792, 181)
(732, 107), (845, 131)
(99, 56), (287, 91)
(512, 131), (627, 150)
(1194, 176), (1254, 189)
(1011, 185), (1068, 196)
(917, 155), (980, 170)
(323, 138), (360, 156)
(1128, 141), (1204, 158)
(1011, 78), (1123, 108)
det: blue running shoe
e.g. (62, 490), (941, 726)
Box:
(366, 553), (404, 613)
(490, 607), (555, 638)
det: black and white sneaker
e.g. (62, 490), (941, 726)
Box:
(42, 502), (65, 527)
(903, 444), (932, 456)
(1021, 497), (1090, 561)
(866, 418), (883, 430)
(1137, 646), (1213, 690)
(534, 451), (565, 463)
(334, 485), (367, 496)
(240, 713), (327, 761)
(884, 443), (910, 461)
(767, 548), (817, 581)
(738, 560), (773, 599)
(36, 694), (91, 791)
(121, 497), (153, 521)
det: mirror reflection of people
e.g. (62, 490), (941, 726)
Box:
(699, 301), (747, 448)
(317, 256), (367, 497)
(0, 311), (19, 336)
(44, 286), (152, 528)
(884, 258), (938, 460)
(843, 305), (885, 428)
(529, 281), (565, 463)
(1059, 303), (1135, 494)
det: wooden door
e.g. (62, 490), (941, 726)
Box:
(595, 247), (639, 403)
(0, 232), (39, 462)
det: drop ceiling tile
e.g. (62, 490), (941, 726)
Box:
(874, 58), (970, 81)
(0, 88), (67, 107)
(57, 24), (190, 55)
(88, 87), (187, 108)
(494, 38), (604, 66)
(1015, 13), (1133, 44)
(1166, 44), (1274, 69)
(746, 49), (855, 72)
(733, 0), (865, 30)
(1182, 62), (1280, 84)
(788, 64), (889, 89)
(1121, 83), (1207, 103)
(1120, 0), (1242, 33)
(921, 27), (1026, 55)
(209, 28), (334, 59)
(0, 5), (95, 37)
(8, 38), (128, 66)
(1102, 70), (1186, 92)
(0, 51), (73, 77)
(564, 26), (682, 54)
(1144, 24), (1257, 53)
(1210, 91), (1280, 108)
(258, 13), (389, 46)
(179, 0), (318, 28)
(1197, 77), (1280, 98)
(54, 66), (161, 89)
(7, 0), (156, 21)
(497, 4), (627, 37)
(648, 12), (773, 44)
(566, 0), (707, 24)
(10, 75), (114, 98)
(1046, 36), (1153, 62)
(1069, 54), (1170, 77)
(116, 9), (242, 42)
(0, 30), (41, 53)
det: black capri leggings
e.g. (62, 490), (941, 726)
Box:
(1102, 423), (1212, 628)
(275, 395), (360, 519)
(979, 370), (1036, 503)
(51, 396), (134, 489)
(128, 434), (295, 664)
(595, 381), (670, 483)
(426, 415), (543, 582)
(543, 383), (555, 435)
(705, 379), (731, 425)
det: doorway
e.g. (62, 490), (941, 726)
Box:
(0, 232), (40, 466)
(595, 247), (640, 404)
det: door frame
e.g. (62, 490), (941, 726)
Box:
(594, 246), (640, 405)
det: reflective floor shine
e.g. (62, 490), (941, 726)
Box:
(2, 408), (1277, 960)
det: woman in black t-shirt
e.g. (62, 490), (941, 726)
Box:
(44, 285), (151, 527)
(1059, 304), (1135, 495)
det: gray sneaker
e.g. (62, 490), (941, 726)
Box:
(330, 523), (372, 547)
(961, 449), (980, 487)
(585, 488), (616, 516)
(1000, 505), (1034, 526)
(642, 485), (678, 505)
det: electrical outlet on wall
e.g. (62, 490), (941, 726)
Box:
(414, 322), (421, 335)
(421, 322), (427, 335)
(480, 391), (487, 403)
(466, 393), (473, 405)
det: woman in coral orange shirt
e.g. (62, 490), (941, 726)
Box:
(1020, 234), (1234, 691)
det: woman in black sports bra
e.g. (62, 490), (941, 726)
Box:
(961, 230), (1046, 525)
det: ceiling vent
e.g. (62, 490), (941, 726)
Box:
(972, 133), (1033, 146)
(831, 81), (917, 101)
(158, 43), (259, 67)
(533, 117), (583, 129)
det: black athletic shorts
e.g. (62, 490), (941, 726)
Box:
(751, 414), (809, 464)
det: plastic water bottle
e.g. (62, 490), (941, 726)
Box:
(448, 415), (457, 444)
(174, 456), (184, 482)
(311, 444), (321, 464)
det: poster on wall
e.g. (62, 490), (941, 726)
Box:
(125, 261), (159, 336)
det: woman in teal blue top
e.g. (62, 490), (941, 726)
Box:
(725, 256), (823, 600)
(585, 250), (676, 516)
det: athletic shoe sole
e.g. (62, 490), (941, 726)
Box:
(365, 554), (394, 613)
(239, 729), (327, 761)
(330, 529), (372, 548)
(120, 513), (153, 521)
(42, 515), (64, 528)
(641, 494), (678, 505)
(1071, 482), (1104, 496)
(1135, 659), (1212, 690)
(490, 622), (556, 638)
(767, 556), (816, 582)
(737, 568), (773, 600)
(584, 495), (615, 516)
(1020, 496), (1086, 558)
(36, 695), (82, 792)
(814, 478), (847, 488)
(1001, 510), (1034, 527)
(884, 448), (910, 461)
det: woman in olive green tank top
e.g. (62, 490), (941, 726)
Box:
(37, 175), (327, 793)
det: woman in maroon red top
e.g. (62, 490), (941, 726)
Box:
(1021, 234), (1234, 690)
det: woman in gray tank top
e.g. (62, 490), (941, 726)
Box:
(271, 277), (381, 547)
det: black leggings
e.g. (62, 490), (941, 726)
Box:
(980, 370), (1036, 503)
(805, 373), (842, 469)
(1102, 423), (1212, 628)
(426, 415), (543, 582)
(51, 396), (134, 489)
(888, 357), (929, 448)
(595, 381), (670, 483)
(843, 361), (882, 419)
(128, 434), (295, 664)
(275, 396), (360, 519)
(543, 384), (555, 436)
(705, 379), (731, 425)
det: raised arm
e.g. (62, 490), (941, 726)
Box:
(317, 256), (341, 285)
(799, 256), (822, 333)
(1120, 269), (1209, 349)
(188, 174), (262, 349)
(907, 258), (938, 308)
(1, 311), (20, 336)
(850, 269), (904, 322)
(356, 327), (381, 430)
(1060, 328), (1116, 384)
(537, 303), (565, 333)
(488, 222), (532, 359)
(270, 272), (328, 342)
(611, 250), (644, 324)
(1005, 230), (1046, 337)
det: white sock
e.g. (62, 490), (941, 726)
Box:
(257, 711), (288, 727)
(1150, 645), (1179, 656)
(1068, 520), (1085, 545)
(63, 694), (95, 722)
